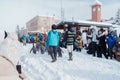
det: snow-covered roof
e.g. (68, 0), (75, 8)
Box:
(105, 20), (114, 24)
(27, 30), (41, 33)
(77, 20), (112, 27)
(92, 0), (102, 6)
(55, 20), (114, 29)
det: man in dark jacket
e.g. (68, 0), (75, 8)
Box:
(97, 28), (108, 59)
(64, 25), (75, 61)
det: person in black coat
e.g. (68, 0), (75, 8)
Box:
(97, 28), (108, 59)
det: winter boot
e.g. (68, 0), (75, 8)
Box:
(51, 54), (56, 62)
(68, 52), (73, 61)
(51, 59), (56, 63)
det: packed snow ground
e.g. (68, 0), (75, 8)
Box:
(0, 32), (120, 80)
(19, 44), (120, 80)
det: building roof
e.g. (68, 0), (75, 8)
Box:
(55, 20), (113, 29)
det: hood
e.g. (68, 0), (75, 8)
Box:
(52, 30), (57, 34)
(68, 28), (74, 32)
(0, 33), (22, 66)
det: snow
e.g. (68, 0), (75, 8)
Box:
(92, 0), (102, 5)
(0, 30), (4, 43)
(0, 33), (23, 66)
(19, 44), (120, 80)
(0, 31), (120, 80)
(77, 20), (113, 27)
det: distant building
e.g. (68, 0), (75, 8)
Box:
(26, 15), (60, 33)
(25, 0), (103, 34)
(91, 0), (102, 22)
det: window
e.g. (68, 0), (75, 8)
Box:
(93, 8), (96, 12)
(98, 8), (101, 11)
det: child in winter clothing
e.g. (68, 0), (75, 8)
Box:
(40, 37), (46, 54)
(30, 43), (37, 54)
(35, 37), (41, 52)
(76, 35), (82, 52)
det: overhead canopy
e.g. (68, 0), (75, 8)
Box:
(55, 20), (113, 29)
(55, 21), (79, 29)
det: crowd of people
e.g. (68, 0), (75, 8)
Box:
(20, 24), (120, 63)
(1, 24), (120, 80)
(1, 25), (120, 80)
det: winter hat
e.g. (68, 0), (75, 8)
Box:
(52, 24), (56, 30)
(90, 26), (93, 29)
(90, 25), (96, 29)
(0, 33), (22, 66)
(109, 27), (114, 32)
(77, 35), (81, 39)
(64, 24), (68, 28)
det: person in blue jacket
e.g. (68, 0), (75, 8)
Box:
(21, 34), (27, 45)
(29, 34), (34, 43)
(107, 30), (118, 59)
(46, 24), (60, 62)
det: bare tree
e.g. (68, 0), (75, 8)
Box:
(113, 9), (120, 25)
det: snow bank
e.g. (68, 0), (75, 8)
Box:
(20, 47), (120, 80)
(0, 30), (4, 43)
(0, 33), (23, 66)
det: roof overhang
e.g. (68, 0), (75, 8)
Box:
(55, 20), (113, 29)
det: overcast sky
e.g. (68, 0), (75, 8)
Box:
(0, 0), (120, 32)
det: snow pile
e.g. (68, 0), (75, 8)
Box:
(0, 33), (23, 66)
(0, 30), (4, 43)
(20, 45), (120, 80)
(93, 0), (102, 5)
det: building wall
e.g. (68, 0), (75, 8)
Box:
(26, 16), (60, 33)
(20, 28), (27, 37)
(26, 16), (39, 31)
